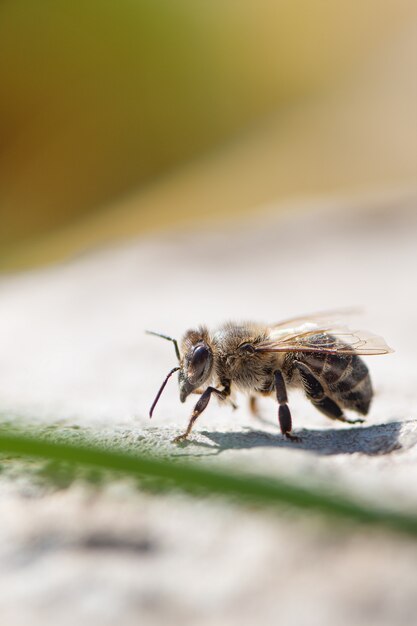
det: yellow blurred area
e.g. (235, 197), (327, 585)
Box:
(0, 0), (416, 269)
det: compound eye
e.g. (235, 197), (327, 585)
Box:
(239, 343), (255, 354)
(190, 345), (209, 379)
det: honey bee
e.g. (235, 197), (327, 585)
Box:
(147, 311), (393, 443)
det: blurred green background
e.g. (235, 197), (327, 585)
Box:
(1, 0), (416, 269)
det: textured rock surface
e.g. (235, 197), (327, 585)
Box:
(0, 189), (416, 625)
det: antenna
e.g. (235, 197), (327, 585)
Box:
(149, 367), (180, 418)
(146, 330), (180, 362)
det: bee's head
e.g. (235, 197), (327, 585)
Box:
(179, 327), (213, 402)
(146, 326), (213, 417)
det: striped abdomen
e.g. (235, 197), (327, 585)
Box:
(291, 334), (373, 415)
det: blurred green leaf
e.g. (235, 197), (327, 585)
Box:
(1, 429), (417, 537)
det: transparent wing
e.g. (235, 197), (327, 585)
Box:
(271, 308), (361, 330)
(256, 326), (393, 356)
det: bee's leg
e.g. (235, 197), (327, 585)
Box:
(173, 384), (231, 443)
(216, 381), (237, 410)
(274, 371), (301, 442)
(191, 387), (235, 407)
(294, 361), (364, 425)
(249, 395), (260, 417)
(192, 387), (235, 407)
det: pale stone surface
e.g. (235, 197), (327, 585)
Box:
(0, 189), (416, 625)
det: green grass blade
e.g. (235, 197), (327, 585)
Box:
(0, 430), (416, 536)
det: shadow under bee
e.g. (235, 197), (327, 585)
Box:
(193, 421), (409, 457)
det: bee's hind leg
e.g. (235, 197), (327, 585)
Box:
(274, 371), (301, 442)
(294, 361), (365, 425)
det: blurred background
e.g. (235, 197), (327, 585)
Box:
(1, 0), (416, 270)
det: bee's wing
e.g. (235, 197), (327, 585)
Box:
(255, 325), (393, 356)
(271, 308), (361, 330)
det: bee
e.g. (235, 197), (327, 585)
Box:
(147, 311), (393, 443)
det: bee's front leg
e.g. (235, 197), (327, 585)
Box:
(274, 370), (301, 442)
(173, 383), (231, 443)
